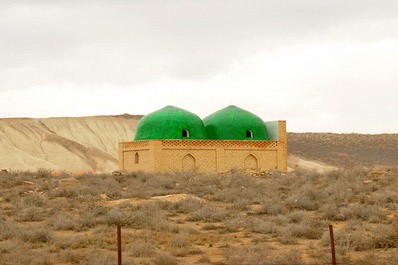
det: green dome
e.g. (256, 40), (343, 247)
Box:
(134, 106), (208, 140)
(203, 105), (269, 140)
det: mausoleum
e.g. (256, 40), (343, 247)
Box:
(119, 105), (287, 172)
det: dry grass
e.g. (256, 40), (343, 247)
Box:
(0, 167), (397, 264)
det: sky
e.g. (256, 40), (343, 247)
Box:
(0, 0), (397, 133)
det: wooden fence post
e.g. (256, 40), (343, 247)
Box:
(117, 225), (122, 265)
(329, 224), (336, 265)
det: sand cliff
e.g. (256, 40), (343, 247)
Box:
(0, 115), (141, 173)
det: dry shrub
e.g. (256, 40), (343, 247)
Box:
(224, 245), (267, 265)
(256, 201), (288, 216)
(0, 240), (19, 254)
(53, 235), (90, 250)
(271, 250), (305, 265)
(353, 252), (398, 265)
(371, 223), (398, 248)
(104, 203), (173, 232)
(48, 187), (78, 198)
(284, 221), (323, 239)
(224, 216), (249, 232)
(286, 184), (322, 210)
(18, 227), (52, 243)
(129, 242), (156, 257)
(169, 234), (191, 248)
(51, 213), (85, 231)
(340, 204), (386, 222)
(319, 203), (346, 221)
(17, 206), (48, 221)
(225, 245), (304, 265)
(1, 249), (55, 265)
(197, 255), (211, 263)
(250, 219), (279, 234)
(186, 205), (229, 222)
(172, 197), (203, 213)
(0, 220), (16, 240)
(153, 253), (179, 265)
(79, 248), (117, 265)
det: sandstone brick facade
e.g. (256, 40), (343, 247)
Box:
(119, 121), (287, 172)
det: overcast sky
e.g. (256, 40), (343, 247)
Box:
(0, 0), (397, 133)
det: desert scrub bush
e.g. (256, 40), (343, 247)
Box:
(225, 245), (305, 265)
(145, 173), (181, 192)
(12, 193), (50, 221)
(286, 184), (323, 210)
(35, 177), (59, 192)
(50, 213), (86, 231)
(0, 220), (17, 240)
(104, 203), (172, 231)
(254, 201), (288, 216)
(282, 220), (323, 239)
(78, 248), (117, 265)
(186, 205), (229, 222)
(225, 245), (269, 265)
(340, 204), (386, 222)
(366, 189), (398, 207)
(35, 168), (53, 178)
(171, 197), (203, 213)
(168, 233), (197, 257)
(247, 215), (288, 233)
(18, 227), (52, 243)
(169, 234), (191, 248)
(250, 218), (279, 234)
(271, 250), (305, 265)
(319, 223), (390, 251)
(214, 186), (263, 205)
(323, 180), (354, 204)
(48, 186), (78, 198)
(16, 206), (49, 221)
(319, 203), (346, 221)
(52, 235), (91, 250)
(14, 193), (49, 208)
(353, 252), (398, 265)
(105, 208), (149, 228)
(129, 241), (156, 257)
(153, 253), (179, 265)
(223, 216), (250, 232)
(370, 221), (398, 248)
(1, 248), (55, 265)
(0, 240), (19, 254)
(286, 210), (311, 223)
(276, 228), (298, 245)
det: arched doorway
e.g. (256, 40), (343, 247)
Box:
(182, 154), (196, 170)
(244, 154), (258, 169)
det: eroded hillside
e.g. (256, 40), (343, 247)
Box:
(288, 132), (398, 168)
(0, 115), (142, 173)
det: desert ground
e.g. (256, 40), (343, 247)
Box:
(1, 167), (398, 265)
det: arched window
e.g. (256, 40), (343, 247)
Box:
(182, 129), (190, 138)
(246, 130), (253, 138)
(135, 152), (139, 164)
